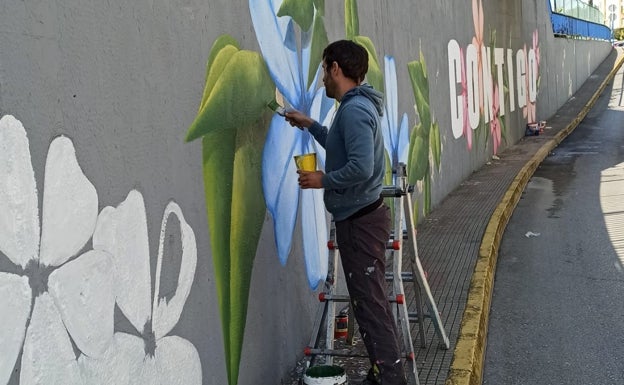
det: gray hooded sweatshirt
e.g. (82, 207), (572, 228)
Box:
(308, 84), (385, 221)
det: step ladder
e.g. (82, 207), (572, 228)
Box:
(303, 163), (450, 385)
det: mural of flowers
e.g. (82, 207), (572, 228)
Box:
(0, 115), (114, 385)
(522, 45), (536, 124)
(407, 52), (442, 215)
(184, 34), (274, 385)
(460, 47), (473, 150)
(469, 0), (498, 148)
(533, 29), (540, 69)
(1, 114), (201, 385)
(185, 1), (334, 382)
(79, 190), (200, 385)
(380, 55), (410, 173)
(487, 31), (507, 154)
(250, 0), (335, 289)
(523, 30), (540, 124)
(345, 0), (383, 92)
(379, 54), (411, 224)
(464, 0), (518, 154)
(490, 84), (502, 153)
(472, 0), (485, 118)
(184, 2), (390, 383)
(533, 29), (541, 112)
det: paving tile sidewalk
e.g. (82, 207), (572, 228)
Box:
(288, 48), (624, 385)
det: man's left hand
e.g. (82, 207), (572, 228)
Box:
(297, 170), (324, 189)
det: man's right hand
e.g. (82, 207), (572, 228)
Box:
(285, 110), (314, 129)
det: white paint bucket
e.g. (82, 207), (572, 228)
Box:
(302, 365), (347, 385)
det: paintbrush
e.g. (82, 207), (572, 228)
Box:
(267, 99), (287, 116)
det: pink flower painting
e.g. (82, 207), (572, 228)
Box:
(490, 85), (502, 154)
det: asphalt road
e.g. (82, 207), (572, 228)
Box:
(483, 65), (624, 384)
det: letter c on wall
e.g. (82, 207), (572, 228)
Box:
(448, 40), (463, 139)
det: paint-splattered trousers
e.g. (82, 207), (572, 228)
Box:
(335, 203), (407, 385)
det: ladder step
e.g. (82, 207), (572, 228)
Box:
(385, 272), (414, 282)
(319, 294), (350, 302)
(381, 186), (404, 197)
(408, 312), (433, 322)
(304, 347), (415, 360)
(386, 271), (429, 282)
(389, 229), (409, 239)
(320, 293), (406, 304)
(329, 230), (408, 250)
(304, 347), (369, 358)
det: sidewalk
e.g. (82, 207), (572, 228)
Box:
(324, 47), (624, 385)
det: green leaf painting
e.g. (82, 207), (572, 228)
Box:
(354, 35), (383, 92)
(407, 124), (429, 182)
(186, 41), (274, 142)
(313, 0), (325, 16)
(430, 122), (441, 169)
(185, 35), (274, 385)
(407, 51), (441, 215)
(383, 149), (396, 219)
(344, 0), (383, 92)
(345, 0), (359, 40)
(308, 12), (329, 89)
(278, 0), (315, 32)
(423, 168), (431, 214)
(277, 0), (328, 90)
(408, 55), (431, 133)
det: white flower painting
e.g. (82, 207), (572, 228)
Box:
(0, 115), (113, 385)
(79, 191), (201, 385)
(0, 115), (202, 385)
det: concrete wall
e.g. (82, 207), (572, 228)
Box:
(0, 1), (612, 385)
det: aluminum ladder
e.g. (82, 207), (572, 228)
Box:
(303, 163), (450, 385)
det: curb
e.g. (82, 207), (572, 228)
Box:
(444, 50), (624, 385)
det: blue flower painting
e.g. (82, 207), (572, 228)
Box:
(381, 55), (410, 171)
(250, 0), (335, 289)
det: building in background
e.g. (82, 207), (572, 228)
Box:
(594, 0), (624, 29)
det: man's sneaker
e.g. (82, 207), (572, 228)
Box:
(357, 366), (407, 385)
(358, 367), (381, 385)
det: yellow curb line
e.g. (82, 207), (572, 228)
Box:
(444, 50), (624, 385)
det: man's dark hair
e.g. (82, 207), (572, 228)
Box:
(323, 40), (369, 83)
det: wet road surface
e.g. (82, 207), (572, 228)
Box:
(483, 60), (624, 384)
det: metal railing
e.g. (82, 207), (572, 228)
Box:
(550, 0), (604, 23)
(548, 0), (612, 40)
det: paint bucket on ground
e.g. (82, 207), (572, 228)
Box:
(525, 122), (539, 136)
(302, 365), (347, 385)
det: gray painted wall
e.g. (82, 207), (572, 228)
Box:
(0, 0), (612, 384)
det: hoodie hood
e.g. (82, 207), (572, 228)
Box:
(342, 83), (384, 116)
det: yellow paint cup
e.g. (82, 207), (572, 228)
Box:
(294, 152), (317, 171)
